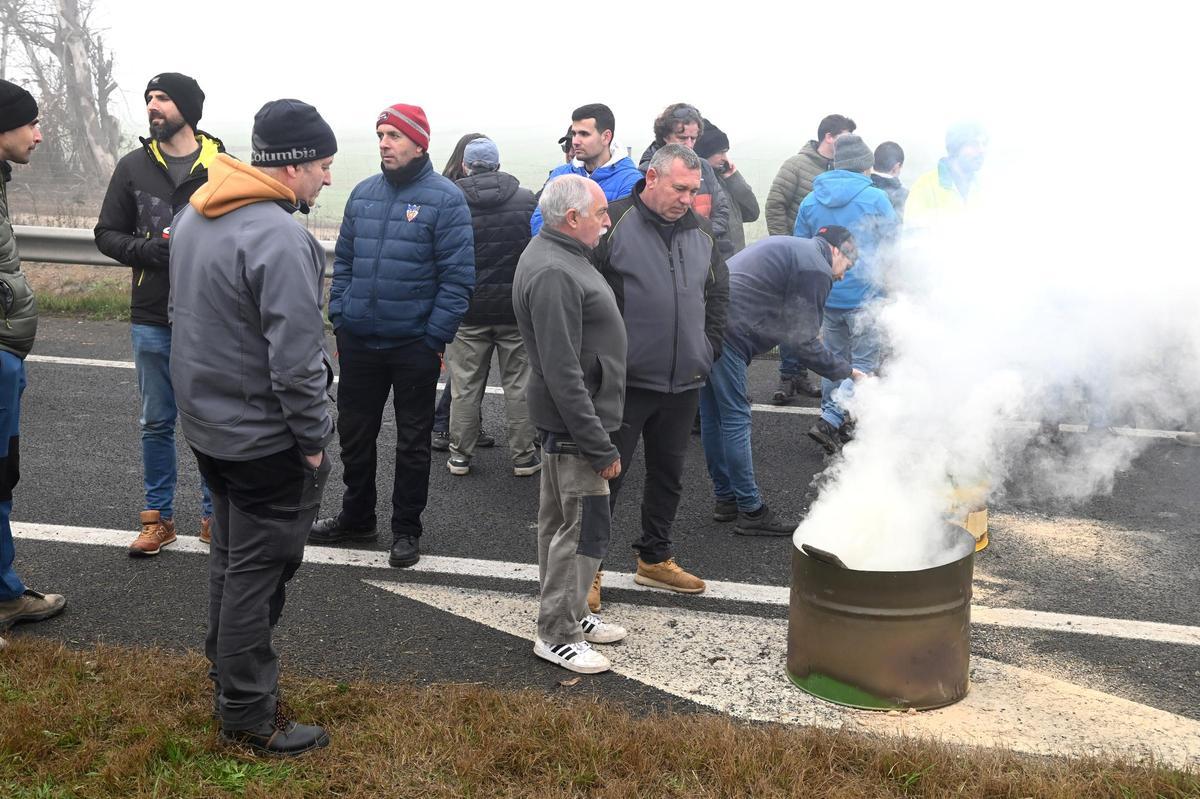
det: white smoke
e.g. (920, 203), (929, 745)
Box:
(794, 107), (1200, 572)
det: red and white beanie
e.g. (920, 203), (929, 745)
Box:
(376, 103), (430, 151)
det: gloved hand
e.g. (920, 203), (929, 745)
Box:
(145, 236), (171, 268)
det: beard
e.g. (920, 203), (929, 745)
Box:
(148, 117), (186, 141)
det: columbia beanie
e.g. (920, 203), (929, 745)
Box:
(145, 73), (205, 129)
(0, 80), (38, 134)
(376, 103), (430, 151)
(251, 99), (338, 166)
(832, 134), (873, 173)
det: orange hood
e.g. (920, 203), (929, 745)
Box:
(189, 153), (297, 218)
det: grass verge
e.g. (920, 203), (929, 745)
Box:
(1, 637), (1196, 798)
(23, 264), (131, 322)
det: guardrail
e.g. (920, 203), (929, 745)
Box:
(13, 225), (337, 271)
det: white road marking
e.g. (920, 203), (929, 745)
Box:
(12, 521), (1199, 647)
(24, 354), (1197, 435)
(366, 582), (1200, 769)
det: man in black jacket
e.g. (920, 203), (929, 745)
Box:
(592, 144), (729, 602)
(445, 138), (538, 476)
(94, 72), (225, 557)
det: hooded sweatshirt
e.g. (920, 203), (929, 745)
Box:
(455, 169), (536, 326)
(168, 153), (333, 461)
(529, 142), (642, 235)
(793, 170), (898, 310)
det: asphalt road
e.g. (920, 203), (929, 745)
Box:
(8, 317), (1200, 751)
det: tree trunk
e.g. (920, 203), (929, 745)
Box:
(54, 0), (113, 178)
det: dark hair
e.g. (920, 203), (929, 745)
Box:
(874, 141), (904, 172)
(653, 103), (704, 144)
(571, 103), (616, 138)
(817, 114), (856, 143)
(441, 132), (487, 180)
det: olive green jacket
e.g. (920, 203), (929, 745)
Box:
(765, 141), (830, 236)
(0, 162), (37, 358)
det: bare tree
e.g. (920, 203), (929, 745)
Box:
(0, 0), (120, 186)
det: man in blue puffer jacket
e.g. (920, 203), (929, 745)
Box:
(794, 133), (897, 454)
(311, 103), (475, 569)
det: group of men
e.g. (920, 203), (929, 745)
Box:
(0, 71), (998, 756)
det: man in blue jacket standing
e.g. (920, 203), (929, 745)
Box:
(311, 103), (475, 568)
(794, 134), (897, 454)
(530, 104), (640, 235)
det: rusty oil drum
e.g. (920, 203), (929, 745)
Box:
(786, 527), (976, 710)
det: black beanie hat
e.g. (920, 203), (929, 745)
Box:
(0, 79), (39, 134)
(145, 72), (204, 129)
(694, 118), (730, 160)
(250, 99), (338, 167)
(815, 225), (856, 255)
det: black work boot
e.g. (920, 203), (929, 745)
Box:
(221, 702), (330, 757)
(734, 504), (796, 537)
(807, 419), (843, 455)
(713, 499), (738, 522)
(308, 515), (377, 546)
(389, 534), (420, 568)
(795, 370), (824, 398)
(771, 377), (796, 405)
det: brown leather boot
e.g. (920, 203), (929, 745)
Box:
(199, 516), (212, 546)
(128, 511), (177, 557)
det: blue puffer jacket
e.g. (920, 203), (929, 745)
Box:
(529, 150), (642, 235)
(330, 157), (475, 351)
(793, 170), (898, 310)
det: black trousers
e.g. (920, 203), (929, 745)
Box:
(194, 445), (331, 730)
(334, 333), (441, 539)
(608, 387), (700, 564)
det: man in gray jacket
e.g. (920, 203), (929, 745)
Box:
(514, 175), (627, 675)
(593, 144), (729, 603)
(169, 99), (336, 757)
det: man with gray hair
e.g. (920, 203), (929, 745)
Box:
(590, 144), (729, 605)
(445, 137), (538, 477)
(513, 175), (628, 674)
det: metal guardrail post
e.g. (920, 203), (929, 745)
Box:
(14, 225), (337, 273)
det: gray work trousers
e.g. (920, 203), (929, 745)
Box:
(446, 324), (536, 462)
(536, 432), (611, 644)
(196, 446), (330, 731)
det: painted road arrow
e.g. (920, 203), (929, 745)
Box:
(365, 581), (1200, 770)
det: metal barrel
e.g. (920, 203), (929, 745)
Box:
(786, 527), (975, 710)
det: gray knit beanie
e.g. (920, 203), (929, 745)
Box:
(832, 133), (873, 172)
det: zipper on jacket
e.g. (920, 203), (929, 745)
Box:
(665, 234), (680, 391)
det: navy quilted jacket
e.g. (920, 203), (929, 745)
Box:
(329, 157), (475, 350)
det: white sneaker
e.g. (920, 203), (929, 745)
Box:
(581, 613), (627, 644)
(533, 638), (611, 674)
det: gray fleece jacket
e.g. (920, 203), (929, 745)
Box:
(513, 228), (627, 471)
(168, 154), (333, 461)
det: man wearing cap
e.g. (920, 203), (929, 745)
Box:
(695, 119), (759, 256)
(311, 103), (474, 569)
(95, 72), (225, 557)
(0, 80), (66, 647)
(701, 230), (863, 536)
(794, 133), (898, 454)
(530, 103), (641, 235)
(445, 137), (538, 477)
(169, 99), (337, 756)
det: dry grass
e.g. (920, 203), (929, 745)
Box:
(23, 263), (130, 320)
(0, 638), (1196, 798)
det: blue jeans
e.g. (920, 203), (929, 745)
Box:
(820, 307), (880, 429)
(778, 343), (803, 380)
(131, 324), (212, 520)
(699, 350), (763, 513)
(0, 351), (26, 601)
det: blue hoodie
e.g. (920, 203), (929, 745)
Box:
(793, 170), (898, 309)
(529, 150), (642, 234)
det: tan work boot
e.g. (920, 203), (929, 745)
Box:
(587, 571), (602, 613)
(0, 589), (67, 627)
(128, 511), (177, 557)
(634, 557), (706, 594)
(199, 516), (212, 546)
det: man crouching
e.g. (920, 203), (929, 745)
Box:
(169, 99), (336, 755)
(513, 175), (627, 674)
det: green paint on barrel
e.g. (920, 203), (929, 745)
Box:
(787, 670), (898, 710)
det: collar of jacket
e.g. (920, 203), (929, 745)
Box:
(538, 226), (593, 258)
(140, 131), (225, 174)
(382, 154), (431, 187)
(630, 178), (700, 232)
(0, 161), (10, 184)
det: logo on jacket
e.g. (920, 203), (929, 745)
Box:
(406, 204), (421, 222)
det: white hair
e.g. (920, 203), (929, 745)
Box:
(538, 174), (595, 228)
